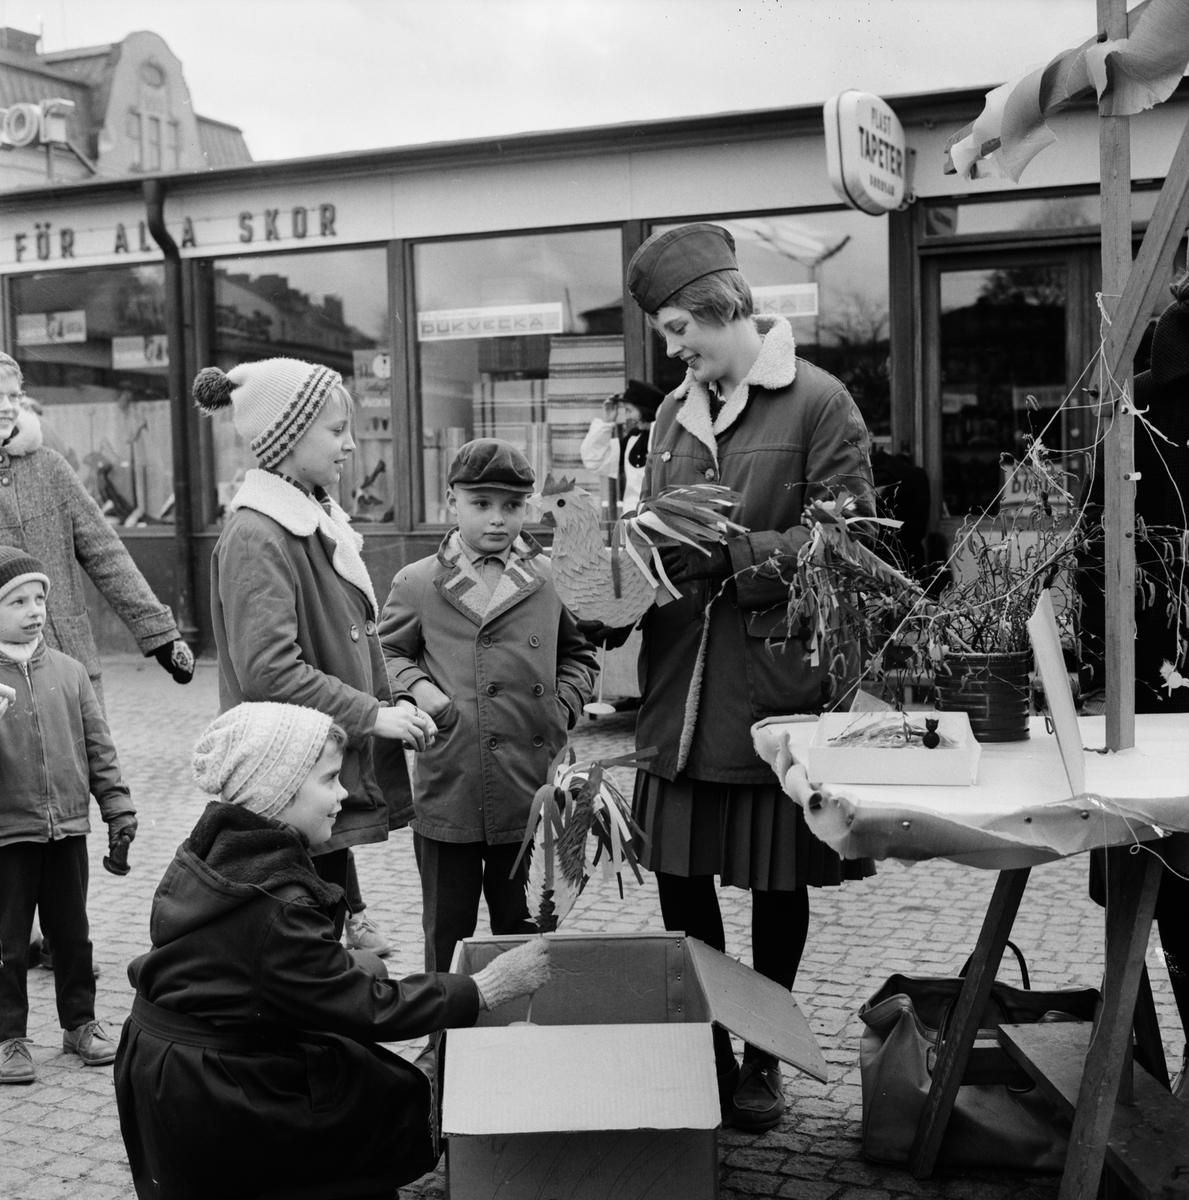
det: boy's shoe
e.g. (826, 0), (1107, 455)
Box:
(731, 1054), (785, 1132)
(345, 914), (392, 958)
(1, 1038), (35, 1084)
(62, 1021), (117, 1066)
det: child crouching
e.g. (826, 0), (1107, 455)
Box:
(0, 546), (136, 1085)
(114, 701), (548, 1200)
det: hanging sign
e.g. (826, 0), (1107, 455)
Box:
(112, 334), (169, 370)
(15, 310), (86, 345)
(752, 283), (819, 319)
(417, 302), (564, 342)
(824, 91), (906, 214)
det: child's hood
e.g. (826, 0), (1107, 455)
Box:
(148, 802), (344, 946)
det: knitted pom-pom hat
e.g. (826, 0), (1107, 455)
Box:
(0, 544), (50, 605)
(192, 702), (335, 820)
(193, 357), (343, 469)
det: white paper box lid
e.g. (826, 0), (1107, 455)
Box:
(442, 1022), (720, 1135)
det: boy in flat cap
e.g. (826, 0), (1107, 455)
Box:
(379, 439), (597, 972)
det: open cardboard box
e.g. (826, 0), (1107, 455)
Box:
(440, 932), (828, 1200)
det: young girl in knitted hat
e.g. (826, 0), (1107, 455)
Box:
(194, 358), (433, 951)
(114, 700), (549, 1200)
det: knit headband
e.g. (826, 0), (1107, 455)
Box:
(192, 702), (335, 820)
(192, 357), (343, 469)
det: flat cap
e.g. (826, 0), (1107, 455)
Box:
(626, 223), (738, 314)
(448, 438), (536, 493)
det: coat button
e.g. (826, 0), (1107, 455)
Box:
(488, 736), (499, 749)
(532, 735), (544, 747)
(349, 624), (359, 641)
(704, 468), (716, 481)
(481, 635), (493, 647)
(528, 635), (540, 647)
(486, 684), (499, 696)
(0, 475), (9, 487)
(365, 620), (376, 636)
(533, 684), (544, 696)
(662, 451), (672, 462)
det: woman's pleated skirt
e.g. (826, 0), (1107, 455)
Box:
(632, 770), (875, 892)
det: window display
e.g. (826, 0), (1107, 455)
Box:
(10, 264), (174, 525)
(414, 228), (623, 524)
(208, 246), (392, 521)
(649, 212), (891, 440)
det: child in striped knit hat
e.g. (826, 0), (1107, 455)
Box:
(194, 359), (434, 951)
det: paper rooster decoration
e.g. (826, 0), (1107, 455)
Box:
(533, 476), (746, 627)
(510, 747), (654, 933)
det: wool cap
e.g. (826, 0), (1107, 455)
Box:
(618, 379), (665, 422)
(192, 702), (335, 821)
(192, 358), (343, 469)
(626, 223), (738, 314)
(448, 438), (536, 493)
(0, 545), (50, 605)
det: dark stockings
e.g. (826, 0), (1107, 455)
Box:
(656, 872), (810, 1072)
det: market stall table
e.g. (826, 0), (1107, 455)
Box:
(753, 713), (1189, 1200)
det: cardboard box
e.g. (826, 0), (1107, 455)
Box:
(804, 711), (981, 786)
(441, 932), (828, 1200)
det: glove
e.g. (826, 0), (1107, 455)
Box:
(153, 638), (195, 684)
(657, 541), (733, 586)
(575, 619), (634, 651)
(104, 814), (137, 876)
(470, 938), (551, 1010)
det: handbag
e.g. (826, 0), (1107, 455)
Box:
(858, 942), (1100, 1171)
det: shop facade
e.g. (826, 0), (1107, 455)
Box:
(2, 83), (1187, 653)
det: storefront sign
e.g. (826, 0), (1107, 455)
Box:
(751, 283), (819, 319)
(112, 334), (169, 370)
(824, 91), (906, 214)
(16, 309), (86, 345)
(417, 302), (564, 342)
(352, 349), (391, 408)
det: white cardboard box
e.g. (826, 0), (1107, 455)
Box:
(440, 932), (829, 1200)
(804, 711), (981, 786)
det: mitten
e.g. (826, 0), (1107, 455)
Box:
(470, 938), (551, 1011)
(153, 638), (195, 684)
(575, 619), (635, 650)
(104, 814), (137, 876)
(658, 541), (732, 585)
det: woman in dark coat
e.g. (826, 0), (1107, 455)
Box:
(114, 701), (548, 1200)
(624, 224), (876, 1131)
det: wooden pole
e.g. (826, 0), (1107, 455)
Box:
(1099, 0), (1136, 752)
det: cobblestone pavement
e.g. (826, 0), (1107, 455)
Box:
(0, 658), (1181, 1200)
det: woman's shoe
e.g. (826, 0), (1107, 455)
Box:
(732, 1054), (784, 1132)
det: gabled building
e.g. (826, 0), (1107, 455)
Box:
(0, 26), (250, 191)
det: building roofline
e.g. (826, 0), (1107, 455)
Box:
(4, 79), (1184, 210)
(0, 45), (94, 84)
(38, 44), (116, 62)
(194, 113), (246, 134)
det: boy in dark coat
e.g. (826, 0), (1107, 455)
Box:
(0, 546), (136, 1084)
(379, 439), (597, 971)
(114, 700), (549, 1200)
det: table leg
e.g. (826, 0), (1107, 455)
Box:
(1057, 846), (1163, 1200)
(908, 866), (1031, 1178)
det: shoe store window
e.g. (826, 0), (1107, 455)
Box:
(9, 264), (175, 526)
(208, 245), (393, 522)
(413, 227), (624, 524)
(649, 212), (891, 442)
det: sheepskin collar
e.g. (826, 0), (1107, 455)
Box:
(435, 529), (544, 625)
(673, 314), (797, 466)
(230, 467), (378, 616)
(0, 404), (43, 457)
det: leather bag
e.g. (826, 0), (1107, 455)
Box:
(858, 943), (1100, 1170)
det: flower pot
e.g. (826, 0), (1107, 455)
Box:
(935, 651), (1032, 743)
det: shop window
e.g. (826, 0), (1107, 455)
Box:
(127, 111), (142, 169)
(649, 212), (890, 440)
(414, 228), (623, 524)
(9, 265), (174, 525)
(147, 117), (162, 172)
(208, 246), (392, 522)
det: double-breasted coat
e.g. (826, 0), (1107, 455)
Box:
(637, 314), (875, 782)
(210, 468), (411, 851)
(114, 802), (480, 1200)
(379, 532), (597, 845)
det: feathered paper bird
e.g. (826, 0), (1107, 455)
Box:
(533, 476), (747, 626)
(511, 746), (654, 932)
